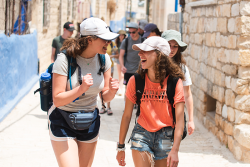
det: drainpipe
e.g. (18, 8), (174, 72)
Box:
(12, 0), (15, 33)
(179, 0), (185, 40)
(179, 9), (183, 40)
(5, 0), (8, 35)
(175, 0), (178, 12)
(146, 0), (150, 22)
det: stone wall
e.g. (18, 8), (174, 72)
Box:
(167, 13), (180, 31)
(180, 0), (250, 163)
(149, 0), (181, 31)
(0, 0), (6, 32)
(30, 0), (80, 73)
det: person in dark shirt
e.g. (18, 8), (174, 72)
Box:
(51, 22), (75, 62)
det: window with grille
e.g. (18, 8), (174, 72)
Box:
(43, 0), (50, 27)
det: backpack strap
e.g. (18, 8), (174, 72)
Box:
(167, 75), (187, 140)
(124, 38), (129, 66)
(110, 41), (113, 49)
(97, 53), (106, 108)
(166, 75), (180, 124)
(134, 73), (145, 117)
(97, 54), (106, 75)
(141, 37), (145, 43)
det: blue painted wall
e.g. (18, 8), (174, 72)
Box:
(0, 30), (39, 121)
(110, 17), (126, 33)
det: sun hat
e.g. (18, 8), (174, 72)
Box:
(127, 22), (138, 29)
(80, 17), (119, 40)
(161, 29), (187, 52)
(139, 19), (148, 30)
(118, 30), (126, 35)
(132, 36), (170, 56)
(142, 23), (157, 38)
(64, 22), (75, 31)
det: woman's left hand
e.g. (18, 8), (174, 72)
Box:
(109, 77), (119, 93)
(167, 150), (179, 167)
(188, 121), (195, 135)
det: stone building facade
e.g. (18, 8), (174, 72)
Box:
(0, 0), (90, 73)
(170, 0), (250, 163)
(31, 0), (82, 73)
(148, 0), (181, 31)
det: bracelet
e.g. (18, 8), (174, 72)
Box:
(117, 142), (125, 148)
(116, 147), (126, 152)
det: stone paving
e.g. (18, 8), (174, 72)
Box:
(0, 67), (249, 167)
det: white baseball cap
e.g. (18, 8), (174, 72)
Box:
(132, 36), (170, 56)
(80, 17), (119, 40)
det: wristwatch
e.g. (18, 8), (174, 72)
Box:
(117, 142), (125, 148)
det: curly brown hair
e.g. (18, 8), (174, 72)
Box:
(172, 46), (186, 69)
(60, 36), (98, 58)
(137, 50), (185, 88)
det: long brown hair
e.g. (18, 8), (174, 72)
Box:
(137, 50), (184, 88)
(115, 34), (126, 48)
(60, 36), (98, 58)
(172, 46), (186, 69)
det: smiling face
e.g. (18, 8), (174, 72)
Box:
(168, 40), (179, 58)
(138, 50), (157, 70)
(90, 37), (111, 55)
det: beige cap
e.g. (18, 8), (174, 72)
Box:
(132, 36), (170, 56)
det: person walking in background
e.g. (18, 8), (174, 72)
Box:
(162, 29), (195, 135)
(138, 19), (148, 38)
(115, 30), (127, 96)
(142, 23), (162, 39)
(51, 22), (75, 63)
(100, 38), (117, 115)
(116, 36), (185, 167)
(48, 18), (119, 167)
(119, 22), (144, 105)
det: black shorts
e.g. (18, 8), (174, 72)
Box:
(123, 73), (134, 85)
(48, 107), (100, 142)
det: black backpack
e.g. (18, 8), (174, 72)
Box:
(134, 73), (187, 140)
(34, 50), (106, 111)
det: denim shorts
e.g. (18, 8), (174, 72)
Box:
(48, 106), (100, 142)
(130, 123), (173, 160)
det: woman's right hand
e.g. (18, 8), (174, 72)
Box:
(80, 73), (93, 93)
(116, 151), (126, 166)
(121, 66), (127, 74)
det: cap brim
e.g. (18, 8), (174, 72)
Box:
(132, 43), (155, 52)
(96, 32), (119, 40)
(142, 31), (150, 38)
(67, 28), (75, 32)
(165, 37), (187, 52)
(139, 25), (144, 30)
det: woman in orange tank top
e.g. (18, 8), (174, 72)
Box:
(116, 36), (185, 167)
